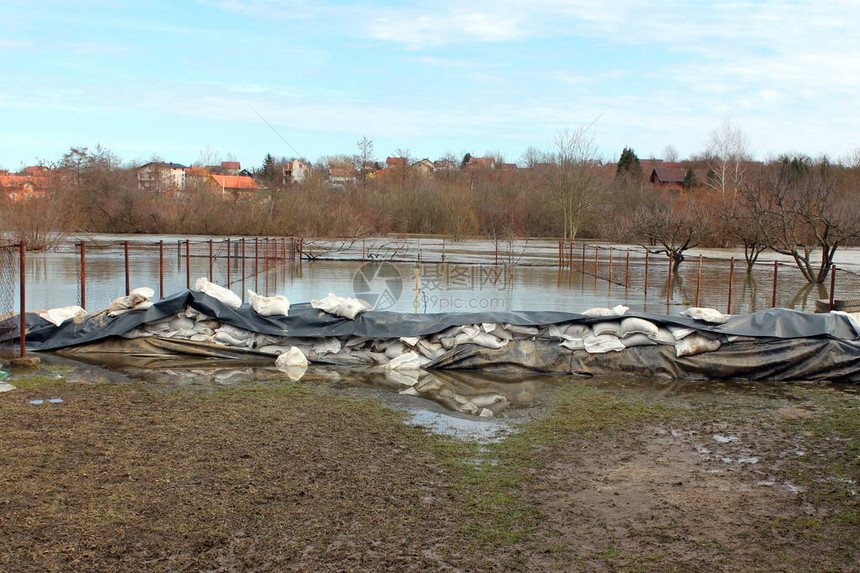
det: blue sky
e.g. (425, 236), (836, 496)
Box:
(2, 0), (858, 170)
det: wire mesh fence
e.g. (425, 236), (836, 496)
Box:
(4, 236), (860, 328)
(559, 242), (860, 314)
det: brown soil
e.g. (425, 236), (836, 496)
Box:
(0, 365), (857, 572)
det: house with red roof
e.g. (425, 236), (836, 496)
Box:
(1, 174), (48, 202)
(209, 174), (261, 201)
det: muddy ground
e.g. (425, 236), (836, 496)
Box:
(0, 359), (857, 572)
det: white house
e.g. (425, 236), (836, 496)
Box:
(137, 162), (187, 195)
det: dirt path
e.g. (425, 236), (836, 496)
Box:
(0, 365), (857, 572)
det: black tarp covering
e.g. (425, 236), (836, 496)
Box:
(2, 290), (859, 383)
(4, 289), (859, 352)
(426, 338), (860, 384)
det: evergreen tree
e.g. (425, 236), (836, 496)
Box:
(683, 168), (697, 191)
(616, 147), (641, 178)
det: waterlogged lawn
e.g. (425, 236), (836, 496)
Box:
(1, 367), (857, 572)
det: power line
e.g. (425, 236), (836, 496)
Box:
(253, 109), (303, 159)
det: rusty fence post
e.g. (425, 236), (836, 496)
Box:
(644, 250), (649, 296)
(227, 238), (232, 287)
(625, 250), (630, 288)
(124, 241), (130, 296)
(608, 247), (614, 285)
(19, 241), (26, 358)
(727, 257), (735, 314)
(186, 240), (191, 290)
(79, 241), (87, 309)
(209, 238), (214, 280)
(829, 267), (837, 311)
(771, 261), (779, 307)
(695, 255), (703, 307)
(667, 257), (674, 305)
(158, 241), (164, 300)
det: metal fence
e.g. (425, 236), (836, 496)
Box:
(557, 242), (858, 314)
(2, 236), (859, 359)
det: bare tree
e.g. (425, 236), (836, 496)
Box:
(627, 194), (702, 272)
(662, 145), (679, 163)
(542, 128), (605, 241)
(741, 158), (860, 283)
(706, 120), (750, 198)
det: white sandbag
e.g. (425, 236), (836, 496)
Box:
(195, 277), (242, 309)
(189, 334), (209, 342)
(583, 333), (626, 354)
(682, 307), (730, 324)
(416, 339), (445, 359)
(471, 393), (507, 408)
(504, 323), (540, 337)
(312, 338), (342, 356)
(345, 336), (371, 348)
(247, 289), (290, 317)
(170, 317), (195, 331)
(648, 328), (677, 345)
(613, 305), (630, 315)
(592, 321), (622, 337)
(385, 368), (420, 386)
(546, 324), (566, 339)
(675, 333), (722, 357)
(619, 317), (658, 337)
(385, 351), (422, 370)
(247, 333), (282, 349)
(258, 344), (294, 356)
(582, 307), (616, 317)
(399, 336), (420, 347)
(432, 325), (466, 341)
(481, 323), (496, 333)
(182, 307), (211, 321)
(463, 331), (508, 349)
(218, 324), (252, 341)
(621, 333), (658, 347)
(560, 338), (586, 351)
(38, 305), (87, 327)
(563, 323), (592, 338)
(488, 325), (513, 340)
(212, 331), (247, 347)
(142, 316), (172, 332)
(275, 346), (309, 368)
(310, 292), (373, 320)
(384, 340), (407, 359)
(119, 327), (152, 339)
(668, 325), (696, 340)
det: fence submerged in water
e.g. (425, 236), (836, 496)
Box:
(2, 235), (860, 358)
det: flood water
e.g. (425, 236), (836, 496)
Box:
(5, 233), (859, 316)
(5, 234), (859, 427)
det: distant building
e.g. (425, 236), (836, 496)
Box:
(649, 166), (710, 192)
(433, 159), (458, 171)
(329, 166), (358, 186)
(385, 157), (408, 169)
(137, 162), (187, 195)
(209, 174), (261, 201)
(0, 173), (48, 202)
(409, 158), (436, 176)
(284, 159), (312, 184)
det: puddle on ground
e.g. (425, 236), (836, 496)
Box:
(15, 352), (859, 443)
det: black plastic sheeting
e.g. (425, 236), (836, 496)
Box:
(4, 289), (859, 352)
(2, 289), (859, 383)
(427, 338), (860, 384)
